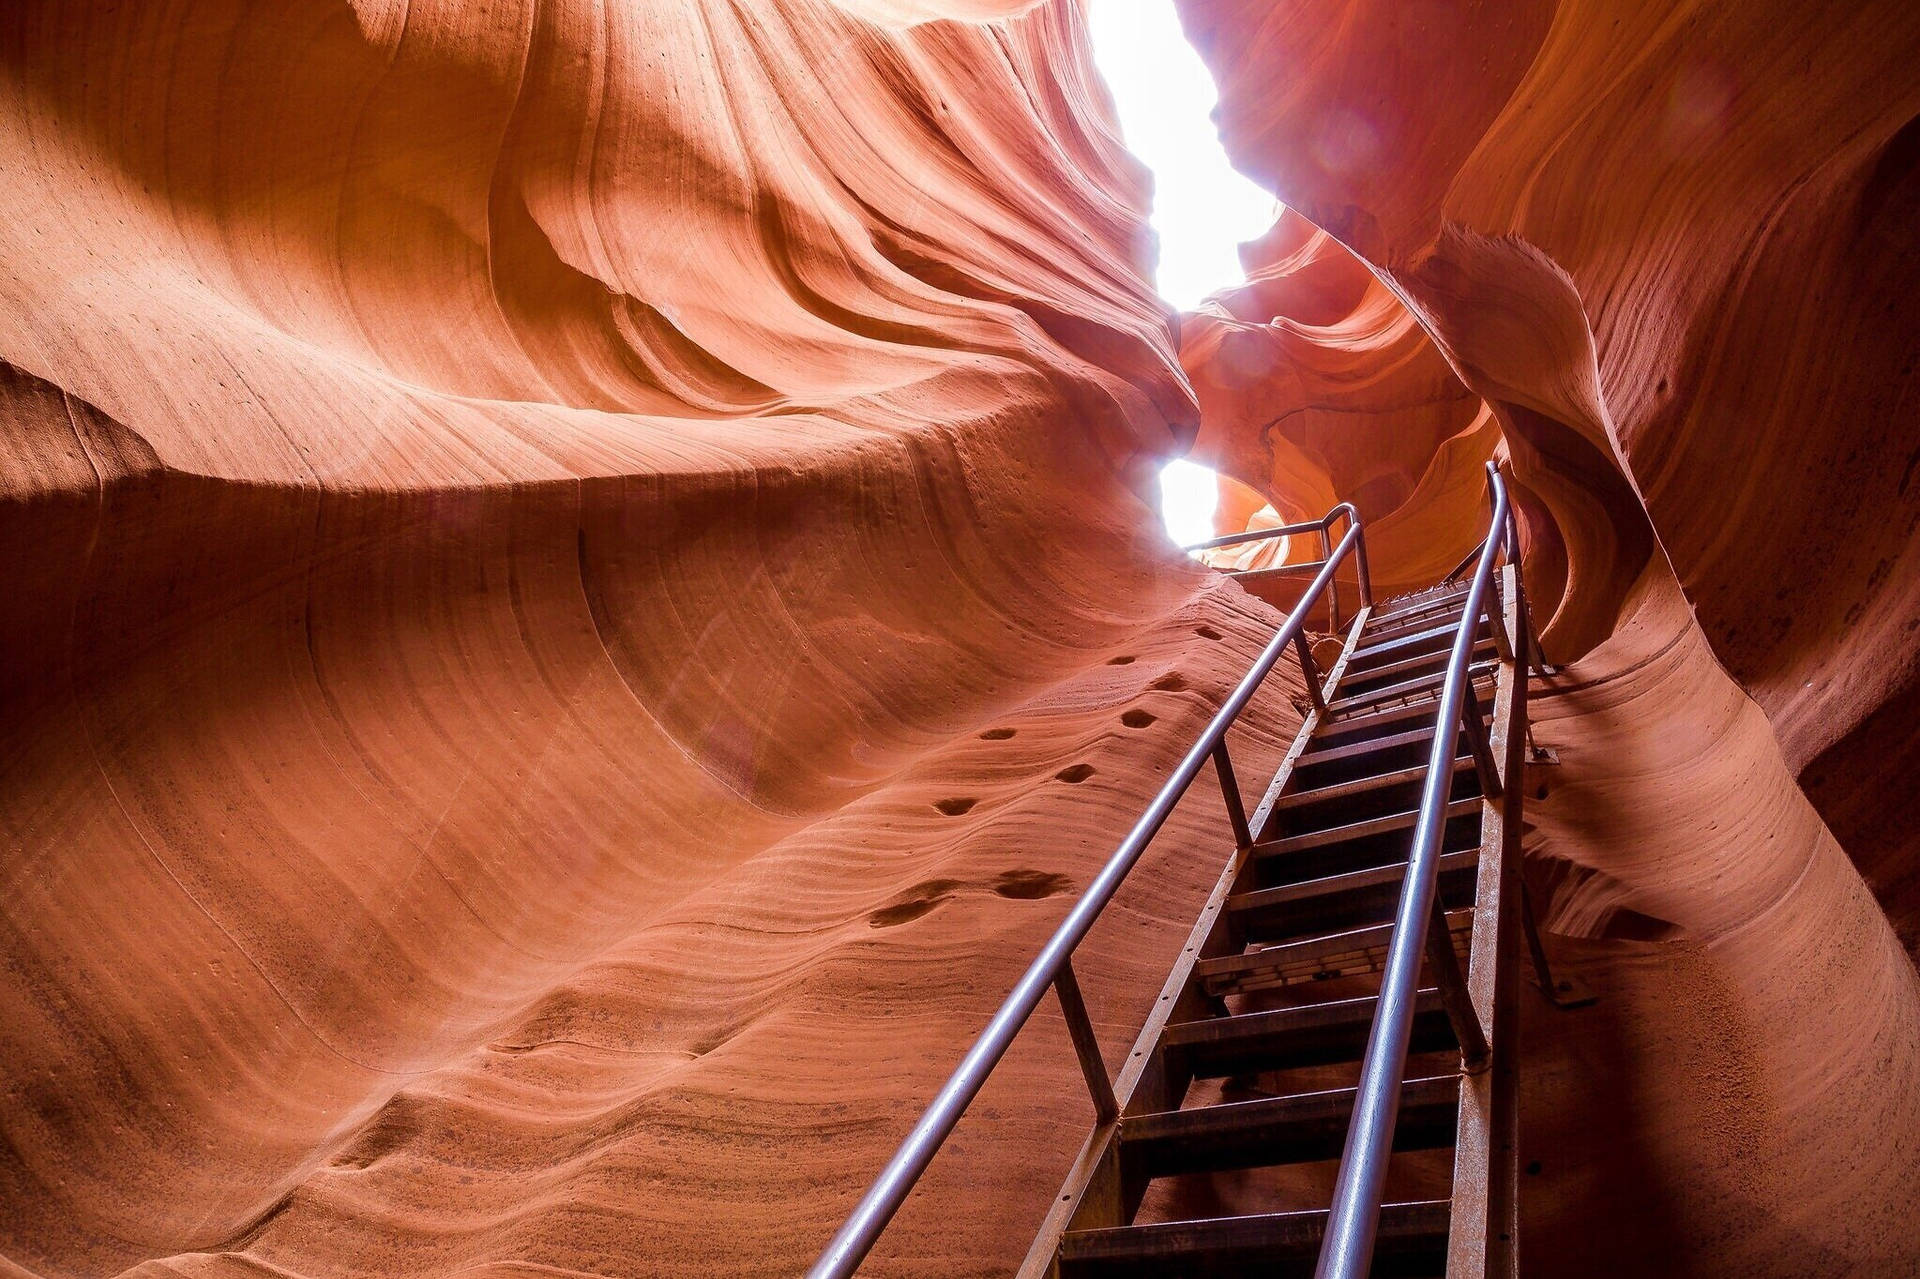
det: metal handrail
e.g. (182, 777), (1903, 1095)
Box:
(1441, 536), (1488, 585)
(1469, 484), (1556, 675)
(1314, 462), (1516, 1279)
(1181, 501), (1360, 553)
(1185, 503), (1369, 633)
(809, 505), (1375, 1279)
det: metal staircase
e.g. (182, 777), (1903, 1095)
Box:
(811, 464), (1570, 1279)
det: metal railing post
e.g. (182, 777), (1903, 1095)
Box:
(1458, 682), (1503, 798)
(1485, 591), (1516, 662)
(1292, 631), (1327, 715)
(1053, 961), (1118, 1123)
(1212, 741), (1253, 849)
(1425, 899), (1490, 1072)
(1351, 510), (1374, 608)
(810, 511), (1370, 1279)
(1320, 522), (1339, 632)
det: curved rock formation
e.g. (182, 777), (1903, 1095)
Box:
(3, 0), (1918, 1275)
(1181, 208), (1497, 599)
(1517, 567), (1920, 1274)
(1169, 0), (1920, 1271)
(0, 3), (1253, 1275)
(1176, 0), (1920, 904)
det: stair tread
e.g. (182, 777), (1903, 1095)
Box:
(1196, 911), (1472, 994)
(1365, 590), (1471, 630)
(1344, 637), (1498, 688)
(1310, 697), (1478, 742)
(1270, 757), (1471, 813)
(1160, 988), (1455, 1078)
(1349, 618), (1485, 664)
(1121, 1067), (1451, 1144)
(1373, 582), (1469, 614)
(1300, 723), (1438, 763)
(1367, 591), (1466, 629)
(1163, 987), (1443, 1049)
(1250, 797), (1482, 859)
(1325, 663), (1495, 717)
(1059, 1198), (1452, 1267)
(1232, 846), (1479, 917)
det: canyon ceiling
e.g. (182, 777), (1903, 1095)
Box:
(1, 1), (1916, 1276)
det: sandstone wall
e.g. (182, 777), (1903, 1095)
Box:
(0, 3), (1276, 1274)
(1176, 0), (1920, 921)
(3, 0), (1917, 1275)
(1172, 1), (1920, 1270)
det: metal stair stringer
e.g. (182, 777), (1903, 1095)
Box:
(1013, 600), (1377, 1278)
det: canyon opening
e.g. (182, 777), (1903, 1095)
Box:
(1086, 0), (1266, 551)
(2, 3), (1918, 1279)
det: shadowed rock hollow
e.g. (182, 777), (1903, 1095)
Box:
(0, 1), (1915, 1276)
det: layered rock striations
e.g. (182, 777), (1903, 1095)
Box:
(1181, 208), (1497, 599)
(1176, 0), (1920, 925)
(0, 3), (1280, 1275)
(2, 0), (1917, 1276)
(1173, 0), (1920, 1271)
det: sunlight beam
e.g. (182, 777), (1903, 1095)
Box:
(1086, 0), (1277, 311)
(1158, 458), (1220, 550)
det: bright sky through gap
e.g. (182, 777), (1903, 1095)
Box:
(1085, 1), (1273, 547)
(1158, 459), (1221, 549)
(1085, 0), (1278, 312)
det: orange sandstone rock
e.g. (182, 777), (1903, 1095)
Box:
(1181, 209), (1497, 600)
(1175, 0), (1920, 845)
(0, 3), (1242, 1275)
(2, 0), (1917, 1275)
(1172, 0), (1920, 1271)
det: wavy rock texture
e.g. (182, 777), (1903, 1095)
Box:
(0, 2), (1306, 1275)
(1176, 0), (1920, 921)
(1169, 0), (1920, 1271)
(1181, 208), (1497, 599)
(1517, 568), (1920, 1274)
(5, 0), (1919, 1275)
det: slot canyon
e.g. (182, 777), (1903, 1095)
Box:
(1, 0), (1916, 1275)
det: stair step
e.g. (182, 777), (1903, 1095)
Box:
(1230, 848), (1481, 941)
(1351, 618), (1466, 656)
(1252, 797), (1482, 858)
(1367, 586), (1470, 627)
(1375, 580), (1469, 610)
(1343, 637), (1498, 691)
(1313, 698), (1470, 744)
(1348, 618), (1483, 667)
(1197, 911), (1473, 996)
(1120, 1075), (1460, 1180)
(1300, 722), (1438, 764)
(1267, 757), (1474, 816)
(1358, 599), (1475, 644)
(1325, 664), (1496, 719)
(1057, 1199), (1452, 1277)
(1162, 988), (1453, 1078)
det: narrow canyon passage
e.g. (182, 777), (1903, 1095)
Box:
(0, 2), (1916, 1277)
